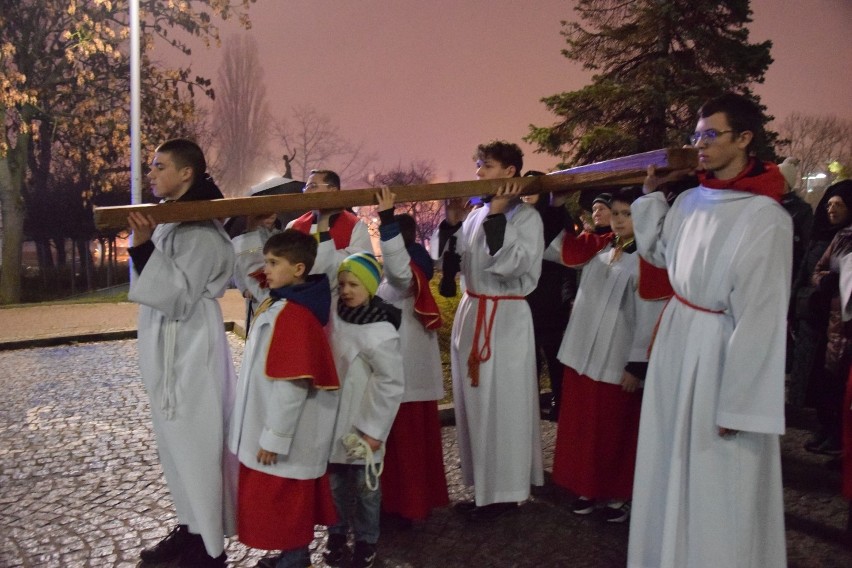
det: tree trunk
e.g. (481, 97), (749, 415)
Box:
(77, 238), (94, 291)
(54, 236), (67, 267)
(0, 131), (28, 305)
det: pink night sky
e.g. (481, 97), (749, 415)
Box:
(159, 0), (852, 184)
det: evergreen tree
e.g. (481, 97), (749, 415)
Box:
(526, 0), (775, 167)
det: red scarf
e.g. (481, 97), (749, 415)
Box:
(410, 262), (443, 331)
(290, 210), (359, 249)
(697, 159), (784, 202)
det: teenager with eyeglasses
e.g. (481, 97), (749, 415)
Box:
(628, 93), (790, 568)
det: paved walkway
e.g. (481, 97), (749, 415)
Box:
(0, 295), (851, 567)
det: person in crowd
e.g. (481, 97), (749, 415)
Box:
(789, 180), (852, 417)
(778, 157), (814, 284)
(545, 189), (664, 524)
(522, 171), (576, 421)
(435, 140), (544, 521)
(232, 169), (372, 311)
(807, 217), (852, 457)
(228, 230), (339, 568)
(628, 93), (790, 567)
(589, 193), (612, 233)
(127, 138), (237, 568)
(324, 252), (404, 568)
(373, 188), (450, 525)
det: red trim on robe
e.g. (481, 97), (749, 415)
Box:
(637, 256), (674, 301)
(290, 210), (359, 249)
(265, 302), (340, 390)
(561, 231), (612, 267)
(410, 262), (443, 331)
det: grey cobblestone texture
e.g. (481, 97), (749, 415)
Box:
(0, 334), (851, 567)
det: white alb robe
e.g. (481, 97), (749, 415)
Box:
(544, 234), (663, 383)
(628, 188), (790, 568)
(376, 233), (443, 402)
(328, 315), (404, 464)
(450, 201), (544, 506)
(129, 220), (237, 557)
(228, 300), (340, 479)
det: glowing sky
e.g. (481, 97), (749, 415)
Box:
(159, 0), (852, 184)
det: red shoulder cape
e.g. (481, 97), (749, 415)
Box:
(265, 301), (340, 389)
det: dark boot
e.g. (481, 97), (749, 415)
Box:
(140, 524), (192, 564)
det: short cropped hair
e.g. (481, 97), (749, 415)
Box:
(310, 169), (341, 189)
(394, 214), (417, 248)
(610, 187), (640, 207)
(156, 139), (206, 184)
(698, 93), (764, 155)
(263, 229), (318, 274)
(476, 141), (523, 177)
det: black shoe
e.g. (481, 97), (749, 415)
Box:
(571, 496), (596, 515)
(323, 533), (348, 567)
(140, 524), (193, 564)
(812, 438), (842, 456)
(178, 552), (226, 568)
(177, 539), (226, 568)
(465, 502), (517, 522)
(352, 541), (377, 568)
(453, 500), (477, 514)
(601, 501), (631, 523)
(255, 552), (284, 568)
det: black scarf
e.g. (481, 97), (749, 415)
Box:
(336, 296), (401, 329)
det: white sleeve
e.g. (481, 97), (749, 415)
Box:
(352, 335), (405, 442)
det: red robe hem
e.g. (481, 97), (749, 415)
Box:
(380, 400), (449, 520)
(551, 367), (642, 501)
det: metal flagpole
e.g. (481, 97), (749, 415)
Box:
(129, 0), (141, 282)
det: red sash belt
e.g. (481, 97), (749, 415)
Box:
(648, 292), (725, 357)
(673, 292), (724, 314)
(465, 291), (525, 387)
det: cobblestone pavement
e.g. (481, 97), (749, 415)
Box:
(1, 334), (851, 567)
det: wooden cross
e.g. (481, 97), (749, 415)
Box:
(93, 148), (696, 230)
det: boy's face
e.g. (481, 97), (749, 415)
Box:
(475, 157), (516, 180)
(610, 201), (634, 239)
(693, 112), (752, 181)
(263, 253), (305, 289)
(337, 271), (370, 309)
(147, 151), (193, 200)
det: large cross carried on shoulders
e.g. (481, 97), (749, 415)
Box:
(93, 148), (696, 230)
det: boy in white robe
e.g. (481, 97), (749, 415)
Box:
(127, 139), (236, 568)
(324, 252), (404, 568)
(628, 93), (791, 568)
(437, 141), (544, 521)
(228, 230), (340, 568)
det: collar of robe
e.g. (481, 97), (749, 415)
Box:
(697, 159), (784, 203)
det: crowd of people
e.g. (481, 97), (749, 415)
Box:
(126, 92), (852, 568)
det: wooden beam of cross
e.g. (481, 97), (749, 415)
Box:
(93, 148), (696, 230)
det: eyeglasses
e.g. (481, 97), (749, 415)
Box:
(302, 183), (334, 191)
(690, 129), (734, 145)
